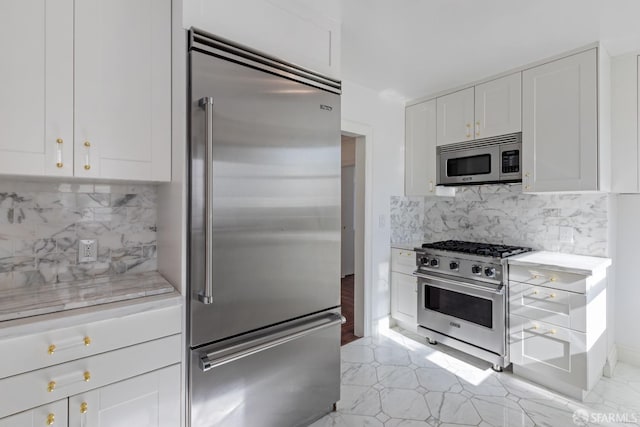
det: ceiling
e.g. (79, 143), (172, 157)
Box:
(341, 0), (640, 101)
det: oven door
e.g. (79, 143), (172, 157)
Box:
(416, 272), (505, 355)
(438, 145), (500, 185)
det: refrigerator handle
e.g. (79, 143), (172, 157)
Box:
(198, 96), (215, 304)
(199, 313), (343, 372)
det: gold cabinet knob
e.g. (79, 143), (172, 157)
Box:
(532, 274), (539, 279)
(84, 141), (91, 147)
(84, 371), (91, 382)
(549, 293), (556, 298)
(525, 185), (531, 190)
(47, 381), (56, 392)
(533, 289), (539, 295)
(550, 277), (557, 282)
(46, 413), (55, 426)
(56, 138), (63, 144)
(549, 329), (556, 335)
(80, 402), (88, 414)
(525, 172), (530, 177)
(56, 162), (64, 168)
(84, 164), (91, 170)
(48, 344), (56, 355)
(84, 336), (92, 346)
(532, 324), (539, 330)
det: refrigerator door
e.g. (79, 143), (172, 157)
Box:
(189, 49), (341, 347)
(189, 312), (341, 427)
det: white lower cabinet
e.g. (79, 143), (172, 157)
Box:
(390, 248), (418, 330)
(0, 399), (68, 427)
(69, 365), (180, 427)
(0, 303), (182, 425)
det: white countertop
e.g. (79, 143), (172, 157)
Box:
(508, 251), (612, 276)
(0, 271), (177, 324)
(391, 242), (423, 251)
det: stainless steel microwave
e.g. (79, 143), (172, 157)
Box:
(437, 132), (522, 186)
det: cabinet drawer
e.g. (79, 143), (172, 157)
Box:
(391, 248), (417, 275)
(509, 282), (586, 332)
(0, 334), (180, 418)
(509, 315), (586, 388)
(508, 265), (588, 293)
(0, 304), (181, 379)
(0, 399), (67, 427)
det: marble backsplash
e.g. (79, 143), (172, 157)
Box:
(391, 184), (611, 257)
(0, 180), (157, 289)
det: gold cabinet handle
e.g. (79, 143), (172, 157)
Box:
(80, 402), (88, 414)
(47, 371), (91, 392)
(47, 413), (55, 426)
(84, 371), (91, 382)
(47, 381), (56, 392)
(48, 336), (92, 355)
(56, 138), (64, 168)
(549, 293), (556, 299)
(465, 123), (471, 138)
(429, 180), (434, 193)
(83, 141), (91, 170)
(475, 121), (480, 136)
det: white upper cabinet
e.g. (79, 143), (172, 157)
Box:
(522, 49), (599, 192)
(474, 73), (522, 139)
(75, 0), (171, 181)
(436, 88), (475, 145)
(183, 0), (340, 79)
(405, 100), (437, 195)
(0, 0), (171, 181)
(0, 0), (73, 177)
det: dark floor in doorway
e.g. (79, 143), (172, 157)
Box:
(341, 274), (359, 346)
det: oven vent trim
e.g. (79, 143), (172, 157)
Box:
(437, 132), (522, 154)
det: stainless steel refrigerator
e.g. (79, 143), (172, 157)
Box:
(187, 29), (342, 427)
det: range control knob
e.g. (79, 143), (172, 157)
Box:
(449, 261), (459, 270)
(430, 258), (439, 268)
(471, 265), (482, 275)
(420, 257), (429, 265)
(484, 267), (496, 278)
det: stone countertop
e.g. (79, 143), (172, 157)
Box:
(507, 251), (612, 276)
(0, 271), (178, 324)
(391, 242), (424, 251)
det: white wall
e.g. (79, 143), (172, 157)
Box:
(341, 80), (405, 322)
(615, 195), (640, 364)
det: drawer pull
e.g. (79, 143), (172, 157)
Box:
(549, 293), (556, 299)
(533, 289), (539, 295)
(47, 336), (92, 355)
(80, 402), (88, 414)
(532, 274), (539, 279)
(550, 277), (557, 282)
(47, 371), (91, 392)
(532, 324), (539, 330)
(549, 329), (556, 335)
(47, 413), (55, 426)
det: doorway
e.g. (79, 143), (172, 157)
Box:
(340, 134), (365, 345)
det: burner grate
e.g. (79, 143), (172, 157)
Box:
(421, 240), (532, 258)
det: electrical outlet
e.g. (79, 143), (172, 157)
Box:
(78, 239), (98, 263)
(558, 227), (574, 243)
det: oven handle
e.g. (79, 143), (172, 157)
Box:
(413, 271), (504, 295)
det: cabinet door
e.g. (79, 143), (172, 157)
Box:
(391, 272), (418, 327)
(474, 73), (521, 139)
(0, 399), (67, 427)
(0, 0), (73, 177)
(522, 49), (598, 192)
(436, 87), (474, 145)
(69, 364), (180, 427)
(405, 100), (437, 195)
(75, 0), (171, 181)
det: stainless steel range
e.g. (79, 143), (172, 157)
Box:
(414, 240), (532, 371)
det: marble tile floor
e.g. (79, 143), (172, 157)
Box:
(310, 326), (640, 427)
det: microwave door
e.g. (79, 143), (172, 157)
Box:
(439, 145), (500, 185)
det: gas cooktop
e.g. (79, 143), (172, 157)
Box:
(419, 240), (532, 259)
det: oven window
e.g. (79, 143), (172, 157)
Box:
(447, 154), (491, 176)
(425, 285), (493, 328)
